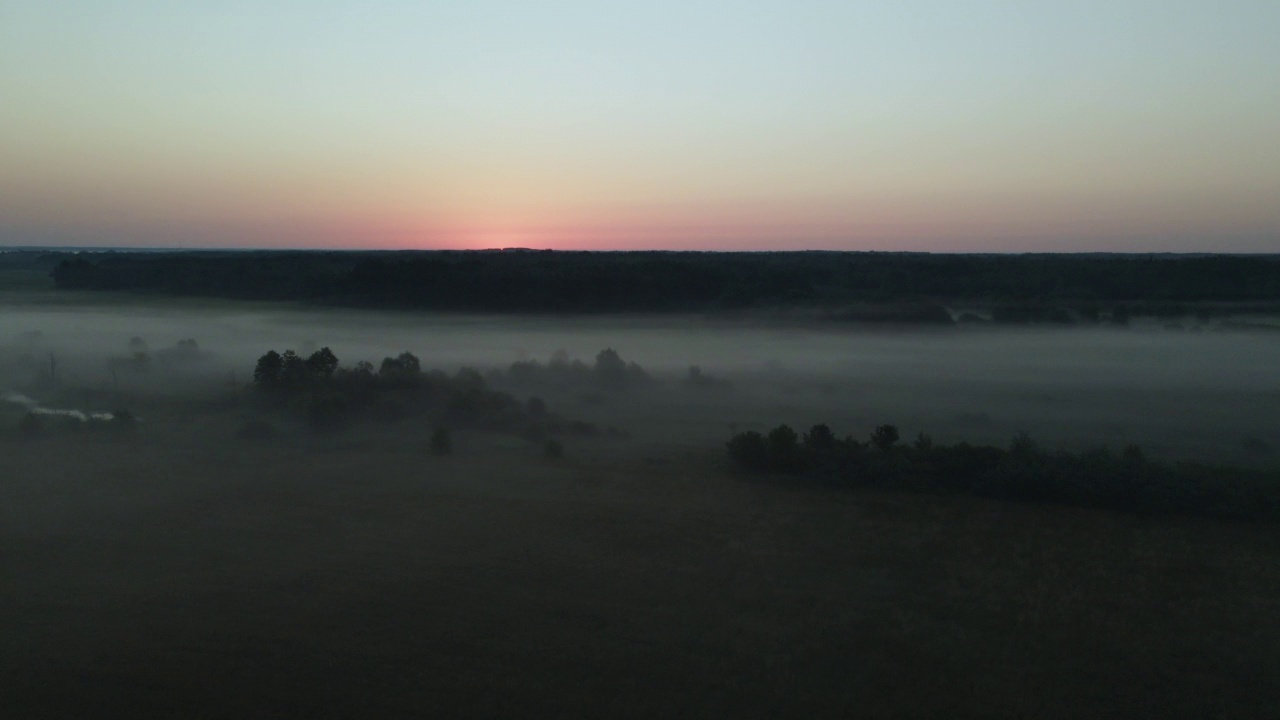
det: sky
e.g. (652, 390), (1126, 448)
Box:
(1, 1), (1278, 252)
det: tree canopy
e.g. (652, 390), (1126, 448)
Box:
(45, 250), (1280, 317)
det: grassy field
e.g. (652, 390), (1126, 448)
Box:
(3, 407), (1278, 718)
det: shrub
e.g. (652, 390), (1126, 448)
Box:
(727, 431), (769, 470)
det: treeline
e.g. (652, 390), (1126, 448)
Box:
(727, 424), (1280, 521)
(46, 250), (1280, 316)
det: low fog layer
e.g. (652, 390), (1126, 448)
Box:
(2, 298), (1277, 463)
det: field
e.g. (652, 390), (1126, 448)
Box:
(3, 284), (1280, 718)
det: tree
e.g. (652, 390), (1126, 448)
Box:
(380, 351), (421, 377)
(767, 424), (802, 471)
(803, 424), (837, 451)
(871, 424), (899, 451)
(727, 431), (769, 470)
(454, 367), (485, 391)
(253, 350), (283, 387)
(280, 350), (308, 386)
(306, 347), (339, 378)
(397, 351), (421, 375)
(594, 348), (627, 386)
(625, 361), (652, 385)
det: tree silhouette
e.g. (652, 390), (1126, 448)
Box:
(594, 348), (627, 386)
(253, 350), (283, 387)
(871, 424), (900, 451)
(803, 424), (837, 451)
(767, 424), (802, 471)
(727, 431), (768, 470)
(280, 350), (308, 386)
(380, 351), (421, 377)
(306, 347), (339, 378)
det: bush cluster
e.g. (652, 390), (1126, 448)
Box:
(728, 424), (1280, 521)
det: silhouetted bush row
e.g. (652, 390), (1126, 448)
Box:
(728, 424), (1280, 521)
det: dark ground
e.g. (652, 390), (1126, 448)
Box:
(4, 419), (1278, 719)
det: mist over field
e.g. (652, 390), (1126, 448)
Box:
(3, 299), (1277, 462)
(4, 269), (1280, 718)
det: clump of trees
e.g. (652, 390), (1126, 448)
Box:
(253, 347), (340, 390)
(107, 337), (209, 379)
(248, 347), (614, 452)
(499, 348), (653, 391)
(155, 338), (204, 364)
(727, 423), (1280, 521)
(253, 347), (503, 432)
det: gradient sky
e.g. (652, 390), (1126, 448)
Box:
(2, 1), (1278, 251)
